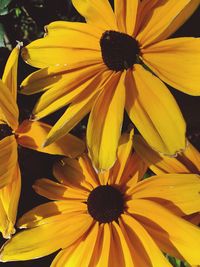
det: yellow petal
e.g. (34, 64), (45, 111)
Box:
(128, 199), (200, 265)
(33, 178), (89, 201)
(0, 164), (21, 238)
(53, 156), (98, 191)
(2, 44), (20, 101)
(120, 214), (171, 266)
(22, 31), (101, 68)
(44, 69), (113, 147)
(133, 135), (192, 174)
(0, 80), (18, 130)
(0, 136), (18, 188)
(87, 72), (125, 171)
(32, 64), (105, 120)
(130, 174), (200, 216)
(126, 65), (186, 156)
(0, 214), (93, 261)
(142, 37), (200, 95)
(16, 120), (85, 158)
(51, 222), (98, 267)
(114, 0), (139, 35)
(137, 0), (200, 47)
(72, 0), (117, 30)
(17, 201), (86, 229)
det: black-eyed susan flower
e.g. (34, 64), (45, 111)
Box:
(0, 45), (85, 238)
(133, 135), (200, 225)
(20, 0), (200, 171)
(1, 131), (200, 266)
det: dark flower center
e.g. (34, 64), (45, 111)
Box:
(87, 185), (124, 223)
(100, 30), (140, 71)
(0, 124), (13, 140)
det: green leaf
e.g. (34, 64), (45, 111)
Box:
(0, 23), (5, 47)
(0, 0), (12, 15)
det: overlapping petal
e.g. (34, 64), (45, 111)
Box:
(87, 72), (125, 171)
(137, 0), (200, 47)
(72, 0), (117, 30)
(142, 37), (200, 95)
(126, 64), (186, 156)
(16, 120), (85, 158)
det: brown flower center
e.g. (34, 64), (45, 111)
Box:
(87, 185), (124, 223)
(100, 30), (140, 71)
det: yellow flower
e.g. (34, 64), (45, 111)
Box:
(1, 131), (200, 266)
(20, 0), (200, 171)
(133, 135), (200, 224)
(0, 45), (85, 238)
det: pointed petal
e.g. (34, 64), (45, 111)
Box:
(130, 174), (200, 215)
(87, 72), (125, 171)
(128, 199), (200, 265)
(120, 214), (171, 266)
(51, 222), (98, 267)
(0, 136), (18, 188)
(114, 0), (139, 35)
(44, 70), (113, 147)
(16, 120), (85, 158)
(22, 26), (101, 68)
(0, 214), (93, 261)
(2, 44), (20, 101)
(53, 156), (98, 191)
(0, 80), (18, 130)
(72, 0), (117, 30)
(0, 164), (21, 238)
(17, 201), (86, 229)
(126, 65), (186, 156)
(142, 37), (200, 95)
(137, 0), (200, 47)
(134, 135), (200, 174)
(32, 64), (106, 120)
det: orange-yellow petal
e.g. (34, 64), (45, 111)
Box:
(72, 0), (117, 31)
(125, 65), (186, 156)
(87, 72), (125, 171)
(16, 120), (85, 158)
(2, 44), (20, 101)
(0, 136), (18, 188)
(0, 214), (93, 261)
(114, 0), (139, 35)
(128, 199), (200, 265)
(134, 135), (200, 174)
(137, 0), (200, 47)
(142, 37), (200, 95)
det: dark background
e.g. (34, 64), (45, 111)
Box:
(0, 1), (199, 266)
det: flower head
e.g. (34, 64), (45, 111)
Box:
(21, 0), (200, 171)
(0, 45), (85, 238)
(1, 131), (200, 266)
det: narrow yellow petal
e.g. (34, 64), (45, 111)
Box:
(128, 199), (200, 265)
(0, 164), (21, 238)
(142, 37), (200, 95)
(33, 64), (105, 119)
(2, 44), (20, 101)
(0, 214), (93, 261)
(16, 120), (85, 158)
(33, 178), (89, 201)
(126, 65), (186, 156)
(87, 72), (125, 171)
(52, 222), (98, 267)
(0, 136), (18, 188)
(114, 0), (139, 35)
(137, 0), (199, 47)
(130, 174), (200, 215)
(120, 214), (171, 267)
(72, 0), (117, 30)
(17, 201), (86, 229)
(0, 80), (18, 130)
